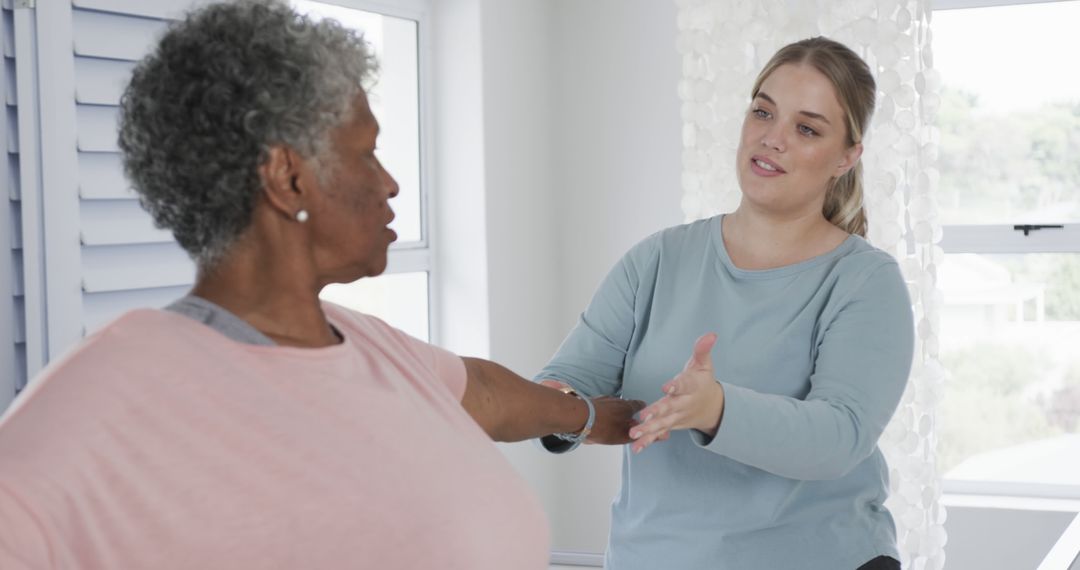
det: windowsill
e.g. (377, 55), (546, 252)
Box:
(943, 493), (1080, 513)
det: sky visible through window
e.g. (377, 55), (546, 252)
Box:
(933, 1), (1080, 226)
(933, 1), (1080, 113)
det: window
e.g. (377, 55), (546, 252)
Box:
(934, 0), (1080, 498)
(294, 0), (434, 342)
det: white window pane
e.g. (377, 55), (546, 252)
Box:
(940, 253), (1080, 486)
(934, 2), (1080, 226)
(319, 271), (429, 342)
(291, 1), (423, 243)
(374, 16), (421, 244)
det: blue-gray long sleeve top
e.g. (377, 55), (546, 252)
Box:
(537, 215), (915, 569)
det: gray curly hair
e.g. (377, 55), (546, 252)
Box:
(118, 0), (377, 267)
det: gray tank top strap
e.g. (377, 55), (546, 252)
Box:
(165, 295), (276, 346)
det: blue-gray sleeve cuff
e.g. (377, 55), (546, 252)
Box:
(534, 435), (578, 454)
(688, 381), (756, 456)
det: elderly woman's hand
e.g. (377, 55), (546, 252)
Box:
(630, 333), (725, 454)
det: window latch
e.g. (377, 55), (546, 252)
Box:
(1013, 224), (1064, 236)
(14, 0), (34, 8)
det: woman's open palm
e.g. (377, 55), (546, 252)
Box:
(630, 333), (725, 453)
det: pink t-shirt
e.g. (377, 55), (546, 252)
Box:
(0, 304), (549, 569)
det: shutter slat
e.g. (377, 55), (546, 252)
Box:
(6, 104), (15, 153)
(76, 104), (119, 152)
(74, 57), (134, 106)
(10, 248), (20, 296)
(72, 10), (167, 62)
(3, 10), (12, 60)
(80, 199), (172, 245)
(73, 0), (194, 21)
(5, 58), (14, 106)
(8, 153), (17, 201)
(82, 243), (194, 293)
(12, 294), (22, 344)
(13, 341), (24, 391)
(9, 205), (19, 250)
(83, 285), (188, 335)
(79, 153), (133, 200)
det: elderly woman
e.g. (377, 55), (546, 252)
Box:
(0, 1), (642, 568)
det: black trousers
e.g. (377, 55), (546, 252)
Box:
(856, 556), (901, 570)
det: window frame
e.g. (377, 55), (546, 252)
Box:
(932, 0), (1080, 500)
(934, 0), (1076, 10)
(941, 225), (1080, 254)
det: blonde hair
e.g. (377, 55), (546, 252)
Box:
(750, 37), (876, 237)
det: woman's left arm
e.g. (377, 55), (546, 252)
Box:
(631, 261), (915, 480)
(461, 357), (645, 444)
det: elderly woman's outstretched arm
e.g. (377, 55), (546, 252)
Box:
(461, 358), (643, 444)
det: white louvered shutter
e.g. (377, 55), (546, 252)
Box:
(72, 0), (197, 335)
(1, 0), (434, 413)
(0, 0), (198, 411)
(1, 0), (23, 408)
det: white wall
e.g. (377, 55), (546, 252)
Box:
(544, 0), (684, 553)
(549, 0), (684, 331)
(433, 0), (683, 555)
(479, 0), (561, 394)
(475, 0), (566, 524)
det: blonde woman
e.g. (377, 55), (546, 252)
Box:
(539, 38), (913, 569)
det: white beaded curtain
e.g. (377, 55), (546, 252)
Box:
(675, 0), (947, 568)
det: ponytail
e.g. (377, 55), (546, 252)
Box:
(823, 161), (867, 237)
